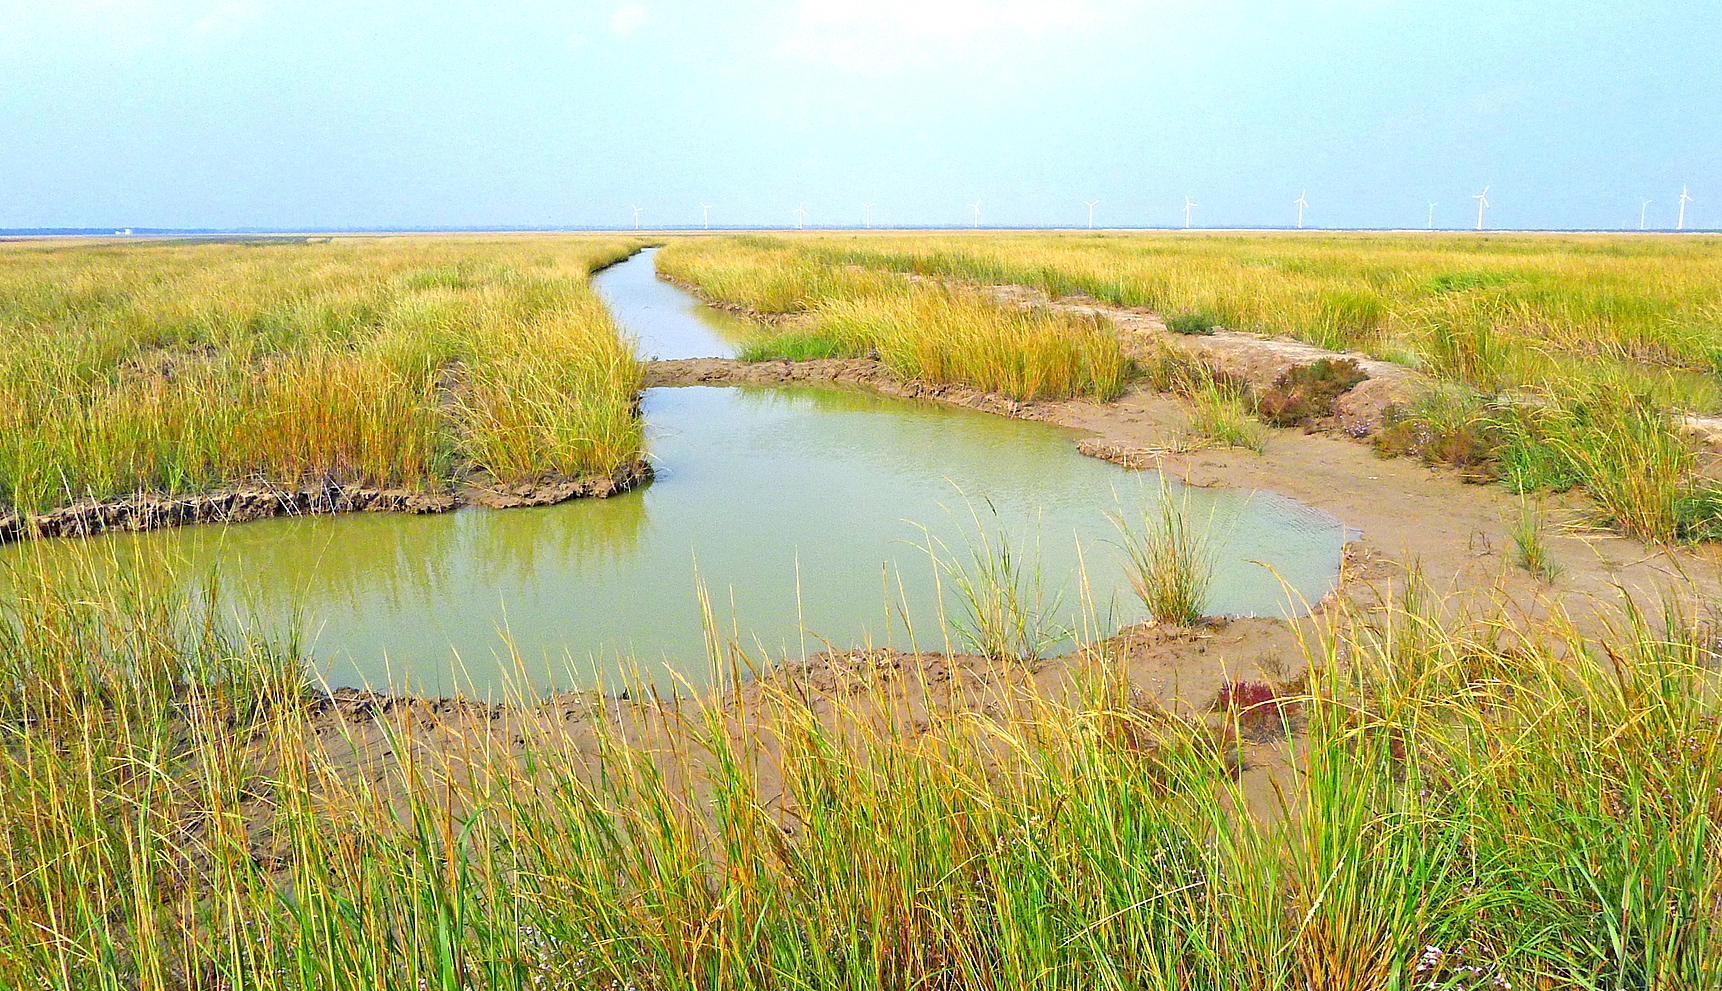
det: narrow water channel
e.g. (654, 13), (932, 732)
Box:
(2, 250), (1347, 697)
(592, 247), (751, 359)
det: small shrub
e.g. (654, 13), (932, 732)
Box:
(1165, 311), (1219, 335)
(1215, 678), (1299, 739)
(1372, 393), (1503, 482)
(1257, 358), (1369, 427)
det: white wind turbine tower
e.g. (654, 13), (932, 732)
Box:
(1473, 186), (1490, 231)
(861, 203), (875, 229)
(795, 204), (807, 230)
(969, 201), (981, 228)
(1428, 202), (1437, 230)
(1641, 200), (1652, 231)
(1678, 185), (1693, 230)
(631, 205), (643, 230)
(1084, 200), (1099, 229)
(1183, 196), (1198, 229)
(1294, 190), (1309, 229)
(700, 203), (713, 230)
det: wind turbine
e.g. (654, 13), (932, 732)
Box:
(631, 205), (642, 230)
(795, 204), (806, 230)
(1473, 186), (1490, 231)
(700, 203), (713, 230)
(1294, 190), (1309, 229)
(969, 201), (981, 228)
(1641, 200), (1652, 231)
(1428, 202), (1437, 230)
(1678, 185), (1693, 230)
(1183, 196), (1198, 229)
(1083, 200), (1099, 229)
(861, 203), (875, 229)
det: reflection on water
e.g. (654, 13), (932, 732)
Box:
(2, 387), (1346, 696)
(591, 246), (751, 360)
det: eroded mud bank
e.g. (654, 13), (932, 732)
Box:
(0, 460), (652, 546)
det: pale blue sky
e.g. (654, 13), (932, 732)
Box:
(2, 1), (1715, 231)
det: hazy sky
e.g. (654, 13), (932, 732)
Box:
(2, 1), (1716, 231)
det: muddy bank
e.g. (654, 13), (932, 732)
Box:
(0, 460), (653, 546)
(883, 273), (1428, 438)
(643, 356), (1066, 422)
(256, 614), (1312, 845)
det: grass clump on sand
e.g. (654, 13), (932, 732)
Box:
(920, 499), (1065, 661)
(3, 546), (1720, 988)
(659, 237), (1132, 402)
(1375, 382), (1722, 542)
(1510, 499), (1562, 583)
(0, 235), (646, 518)
(1164, 310), (1219, 335)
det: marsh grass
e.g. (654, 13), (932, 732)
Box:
(1510, 499), (1561, 583)
(1164, 310), (1219, 335)
(3, 541), (1720, 988)
(0, 236), (646, 516)
(669, 231), (1722, 542)
(918, 497), (1065, 660)
(658, 240), (1131, 401)
(1109, 484), (1215, 625)
(1187, 377), (1267, 452)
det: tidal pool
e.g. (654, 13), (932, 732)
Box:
(2, 386), (1344, 695)
(1, 251), (1347, 696)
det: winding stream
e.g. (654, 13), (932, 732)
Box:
(1, 249), (1347, 696)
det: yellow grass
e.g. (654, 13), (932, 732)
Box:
(0, 235), (646, 515)
(658, 237), (1131, 401)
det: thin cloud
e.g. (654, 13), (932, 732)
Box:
(611, 2), (648, 37)
(780, 0), (1107, 72)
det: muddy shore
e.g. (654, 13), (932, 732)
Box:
(0, 459), (653, 546)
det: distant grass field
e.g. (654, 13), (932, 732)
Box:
(0, 236), (645, 516)
(664, 231), (1722, 541)
(742, 230), (1722, 407)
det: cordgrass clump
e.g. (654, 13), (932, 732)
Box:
(815, 287), (1132, 401)
(660, 239), (1131, 401)
(1165, 310), (1220, 335)
(1110, 486), (1215, 625)
(0, 236), (647, 519)
(1510, 500), (1561, 583)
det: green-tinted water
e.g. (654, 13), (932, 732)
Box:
(0, 252), (1347, 696)
(1, 386), (1343, 694)
(592, 247), (751, 359)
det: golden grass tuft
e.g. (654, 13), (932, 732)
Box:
(0, 236), (647, 515)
